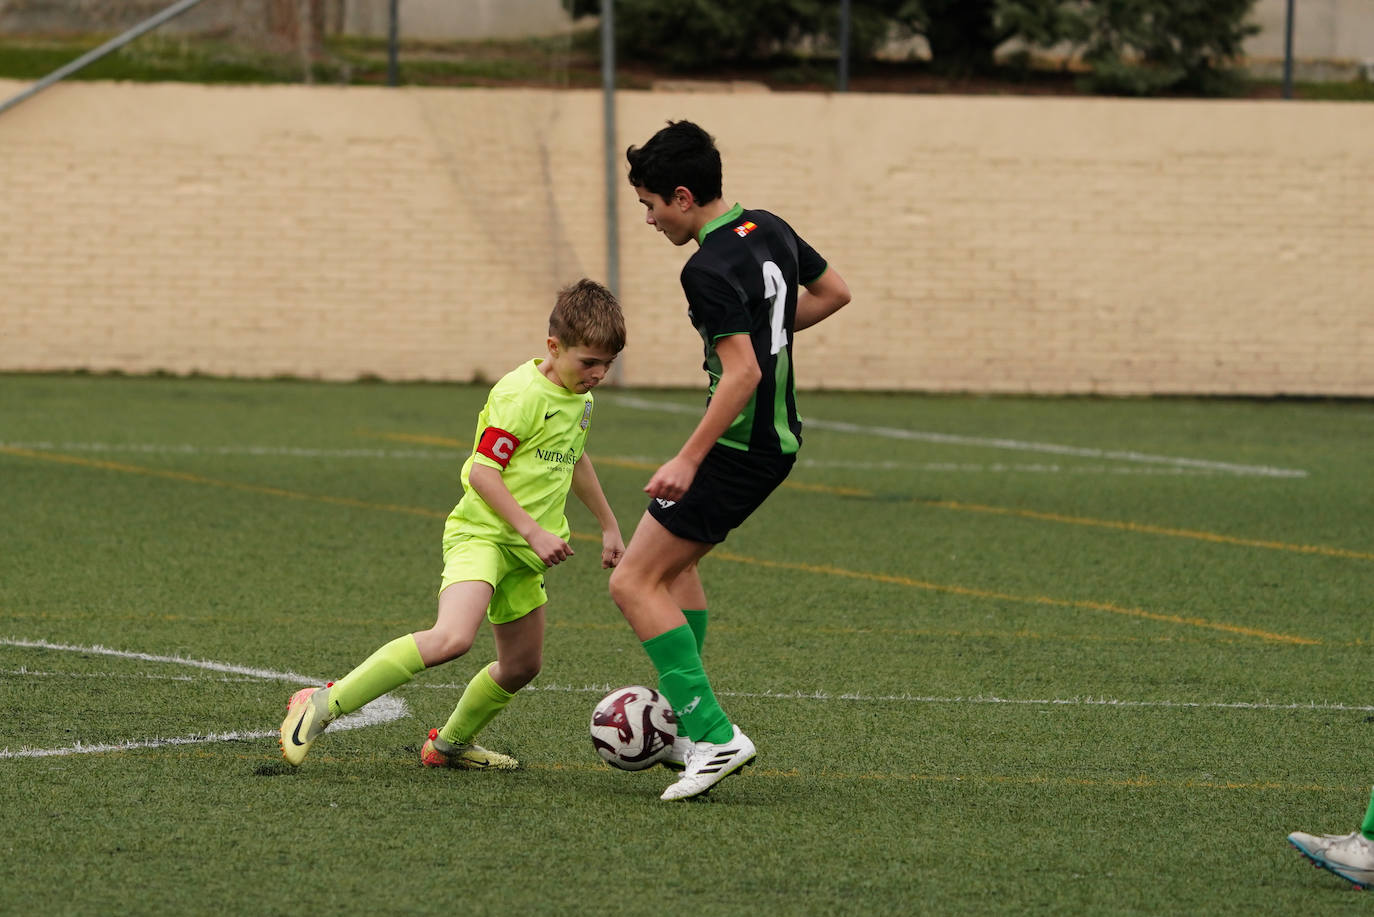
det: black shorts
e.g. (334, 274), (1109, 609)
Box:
(647, 443), (796, 545)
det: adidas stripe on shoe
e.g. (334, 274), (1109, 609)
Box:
(660, 725), (755, 801)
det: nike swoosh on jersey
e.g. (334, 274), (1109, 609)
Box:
(544, 410), (559, 419)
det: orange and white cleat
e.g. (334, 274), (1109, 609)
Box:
(419, 728), (518, 770)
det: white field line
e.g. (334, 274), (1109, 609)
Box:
(0, 637), (407, 759)
(0, 440), (1234, 477)
(606, 395), (1310, 479)
(621, 455), (1233, 477)
(420, 680), (1374, 714)
(3, 425), (1305, 478)
(0, 441), (455, 460)
(797, 461), (1227, 477)
(3, 667), (264, 682)
(10, 637), (1362, 729)
(2, 637), (316, 683)
(4, 731), (282, 759)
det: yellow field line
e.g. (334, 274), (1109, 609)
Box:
(372, 431), (1366, 559)
(919, 498), (1374, 561)
(368, 431), (871, 493)
(710, 551), (1319, 645)
(369, 431), (466, 448)
(370, 432), (1369, 560)
(370, 431), (468, 448)
(200, 751), (1363, 793)
(0, 446), (445, 520)
(0, 445), (1321, 645)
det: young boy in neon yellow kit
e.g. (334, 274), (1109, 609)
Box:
(280, 278), (626, 769)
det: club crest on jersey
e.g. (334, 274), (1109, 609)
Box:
(733, 220), (757, 238)
(580, 401), (592, 430)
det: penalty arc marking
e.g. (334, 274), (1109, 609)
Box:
(0, 637), (407, 760)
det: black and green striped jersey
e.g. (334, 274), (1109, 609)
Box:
(680, 203), (828, 455)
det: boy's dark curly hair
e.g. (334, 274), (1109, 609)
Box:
(625, 120), (722, 206)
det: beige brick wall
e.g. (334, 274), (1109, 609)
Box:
(1, 80), (1370, 395)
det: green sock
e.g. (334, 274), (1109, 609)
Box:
(1360, 786), (1374, 840)
(682, 608), (708, 656)
(439, 663), (515, 745)
(327, 634), (425, 718)
(642, 624), (732, 744)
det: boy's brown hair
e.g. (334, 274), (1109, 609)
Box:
(549, 278), (626, 354)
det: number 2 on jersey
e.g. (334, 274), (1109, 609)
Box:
(761, 260), (787, 355)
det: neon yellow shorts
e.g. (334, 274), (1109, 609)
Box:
(438, 533), (547, 625)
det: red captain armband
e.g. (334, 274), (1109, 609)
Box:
(476, 426), (520, 468)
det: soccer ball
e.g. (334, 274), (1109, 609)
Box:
(590, 685), (678, 771)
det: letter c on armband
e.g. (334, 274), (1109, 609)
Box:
(477, 426), (520, 468)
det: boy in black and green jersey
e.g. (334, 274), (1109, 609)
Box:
(280, 279), (626, 770)
(609, 120), (851, 800)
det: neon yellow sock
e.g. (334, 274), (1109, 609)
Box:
(327, 634), (425, 718)
(439, 663), (515, 744)
(682, 608), (708, 656)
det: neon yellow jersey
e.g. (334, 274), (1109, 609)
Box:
(446, 359), (595, 558)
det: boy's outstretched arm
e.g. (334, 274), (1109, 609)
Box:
(794, 267), (851, 332)
(645, 333), (760, 504)
(571, 453), (624, 568)
(469, 462), (575, 567)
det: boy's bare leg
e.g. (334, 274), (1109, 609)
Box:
(414, 580), (493, 665)
(610, 511), (711, 642)
(610, 513), (755, 799)
(280, 581), (492, 766)
(423, 595), (542, 771)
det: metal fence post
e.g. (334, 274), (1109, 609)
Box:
(387, 0), (400, 86)
(0, 0), (212, 117)
(1282, 0), (1295, 99)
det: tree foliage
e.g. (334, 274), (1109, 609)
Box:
(564, 0), (831, 71)
(567, 0), (1259, 96)
(865, 0), (1012, 76)
(1071, 0), (1261, 96)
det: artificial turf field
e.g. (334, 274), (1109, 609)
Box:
(3, 373), (1372, 915)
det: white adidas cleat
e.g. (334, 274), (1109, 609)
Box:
(660, 725), (755, 801)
